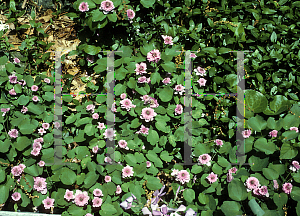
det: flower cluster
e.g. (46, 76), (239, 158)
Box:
(11, 164), (26, 177)
(33, 177), (48, 194)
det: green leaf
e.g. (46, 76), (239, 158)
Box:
(280, 143), (298, 160)
(220, 201), (243, 216)
(84, 124), (95, 136)
(60, 167), (76, 185)
(160, 151), (173, 162)
(271, 31), (277, 43)
(107, 13), (117, 22)
(140, 0), (155, 8)
(66, 113), (76, 124)
(18, 95), (29, 105)
(0, 139), (10, 153)
(161, 61), (176, 73)
(14, 84), (22, 93)
(125, 154), (137, 166)
(183, 189), (195, 203)
(84, 45), (101, 55)
(249, 155), (269, 172)
(99, 203), (117, 215)
(146, 150), (163, 168)
(159, 86), (173, 102)
(273, 193), (288, 208)
(146, 176), (163, 190)
(262, 168), (279, 180)
(248, 199), (265, 216)
(0, 185), (9, 204)
(291, 186), (300, 202)
(24, 164), (42, 177)
(15, 136), (31, 151)
(247, 115), (267, 132)
(27, 102), (44, 115)
(42, 92), (54, 101)
(5, 63), (15, 72)
(244, 90), (268, 113)
(147, 129), (159, 145)
(92, 9), (106, 21)
(254, 138), (276, 155)
(228, 179), (248, 201)
(83, 172), (99, 189)
(150, 71), (162, 84)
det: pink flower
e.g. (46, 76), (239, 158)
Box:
(245, 177), (260, 190)
(127, 9), (135, 20)
(103, 128), (116, 141)
(145, 97), (159, 108)
(92, 113), (99, 119)
(137, 76), (148, 83)
(38, 161), (45, 167)
(120, 93), (127, 99)
(18, 164), (26, 171)
(86, 104), (95, 113)
(87, 55), (94, 63)
(38, 128), (46, 136)
(190, 53), (197, 58)
(100, 0), (115, 14)
(33, 142), (42, 150)
(9, 88), (17, 95)
(42, 123), (50, 130)
(33, 177), (47, 192)
(31, 85), (38, 91)
(147, 49), (161, 63)
(259, 186), (269, 197)
(194, 66), (206, 76)
(31, 148), (40, 156)
(242, 129), (252, 138)
(229, 167), (237, 173)
(253, 187), (260, 196)
(111, 102), (117, 112)
(86, 214), (93, 216)
(32, 96), (40, 102)
(206, 172), (218, 184)
(173, 84), (185, 95)
(174, 104), (183, 115)
(11, 192), (21, 201)
(44, 78), (50, 83)
(11, 166), (23, 177)
(42, 197), (55, 209)
(162, 77), (171, 85)
(171, 169), (179, 176)
(8, 129), (18, 139)
(79, 2), (89, 12)
(146, 161), (151, 168)
(18, 80), (26, 86)
(118, 140), (128, 149)
(214, 139), (223, 147)
(116, 185), (122, 194)
(273, 180), (279, 190)
(21, 106), (28, 114)
(176, 170), (190, 184)
(53, 121), (60, 129)
(92, 145), (98, 154)
(14, 58), (20, 64)
(161, 35), (173, 45)
(135, 62), (147, 75)
(120, 98), (135, 111)
(64, 189), (74, 201)
(269, 130), (278, 138)
(9, 74), (18, 84)
(226, 172), (233, 183)
(282, 183), (293, 194)
(105, 157), (112, 163)
(74, 190), (90, 207)
(105, 175), (111, 183)
(292, 161), (300, 171)
(92, 197), (103, 208)
(197, 78), (207, 87)
(97, 122), (105, 130)
(93, 188), (103, 197)
(1, 108), (10, 116)
(122, 165), (134, 178)
(140, 107), (157, 122)
(290, 127), (299, 133)
(198, 154), (211, 166)
(136, 125), (149, 135)
(140, 95), (150, 102)
(36, 137), (44, 143)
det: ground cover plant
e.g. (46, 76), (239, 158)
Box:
(0, 0), (300, 215)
